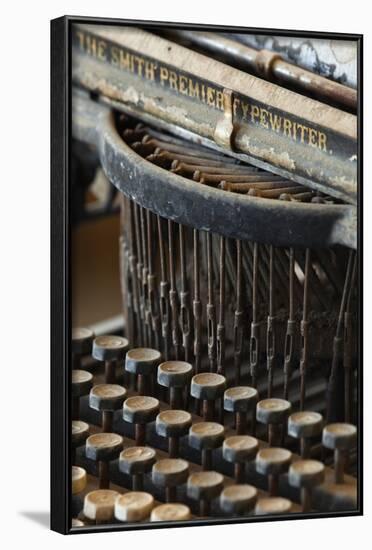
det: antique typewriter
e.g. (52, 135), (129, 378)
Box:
(70, 24), (359, 528)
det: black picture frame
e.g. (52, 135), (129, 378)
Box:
(51, 15), (363, 535)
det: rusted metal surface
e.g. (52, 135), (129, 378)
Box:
(161, 30), (357, 111)
(72, 89), (356, 249)
(228, 34), (358, 89)
(71, 24), (357, 205)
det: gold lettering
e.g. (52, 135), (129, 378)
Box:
(144, 61), (156, 81)
(216, 91), (224, 111)
(268, 112), (282, 132)
(297, 124), (307, 143)
(207, 87), (215, 107)
(188, 79), (200, 99)
(233, 98), (240, 116)
(283, 118), (292, 137)
(179, 75), (188, 95)
(75, 31), (85, 51)
(260, 108), (269, 129)
(160, 66), (169, 85)
(251, 105), (260, 123)
(241, 102), (249, 119)
(118, 50), (132, 71)
(86, 35), (97, 56)
(318, 132), (327, 151)
(308, 128), (318, 147)
(168, 70), (178, 91)
(97, 40), (106, 61)
(292, 122), (297, 140)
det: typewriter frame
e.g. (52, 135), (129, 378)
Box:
(51, 15), (363, 535)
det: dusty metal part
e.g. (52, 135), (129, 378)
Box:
(72, 24), (357, 204)
(228, 34), (358, 89)
(162, 30), (356, 111)
(71, 90), (356, 249)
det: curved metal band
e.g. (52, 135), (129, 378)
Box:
(72, 91), (356, 249)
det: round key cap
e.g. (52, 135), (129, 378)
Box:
(255, 496), (293, 515)
(90, 384), (127, 411)
(119, 447), (156, 491)
(191, 373), (226, 421)
(256, 447), (292, 496)
(289, 460), (325, 512)
(156, 410), (192, 457)
(84, 489), (120, 523)
(89, 384), (127, 432)
(220, 484), (258, 516)
(72, 466), (87, 495)
(256, 398), (292, 446)
(322, 423), (357, 483)
(187, 471), (224, 516)
(152, 458), (189, 502)
(72, 327), (94, 356)
(72, 370), (93, 397)
(86, 433), (123, 489)
(93, 335), (129, 362)
(72, 420), (89, 448)
(224, 386), (258, 435)
(223, 436), (259, 482)
(151, 503), (191, 522)
(71, 518), (85, 527)
(93, 335), (129, 384)
(189, 422), (225, 470)
(123, 396), (160, 446)
(115, 492), (154, 522)
(288, 411), (323, 458)
(126, 348), (161, 395)
(72, 369), (93, 420)
(158, 361), (193, 409)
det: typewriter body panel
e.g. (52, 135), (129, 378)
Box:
(69, 24), (360, 530)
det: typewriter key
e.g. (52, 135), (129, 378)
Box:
(152, 458), (189, 502)
(288, 411), (323, 458)
(288, 460), (325, 512)
(255, 496), (293, 515)
(125, 348), (162, 395)
(256, 398), (292, 446)
(72, 465), (87, 495)
(256, 447), (292, 496)
(187, 471), (224, 516)
(322, 423), (357, 483)
(84, 489), (120, 524)
(223, 435), (259, 483)
(150, 503), (191, 522)
(224, 386), (258, 435)
(72, 465), (87, 519)
(220, 484), (258, 516)
(86, 433), (123, 489)
(189, 422), (225, 470)
(157, 361), (193, 409)
(190, 373), (226, 421)
(93, 335), (129, 384)
(72, 327), (94, 369)
(119, 446), (156, 491)
(115, 492), (154, 522)
(71, 518), (85, 527)
(156, 410), (192, 457)
(123, 396), (160, 446)
(89, 384), (127, 432)
(72, 420), (89, 463)
(72, 369), (93, 420)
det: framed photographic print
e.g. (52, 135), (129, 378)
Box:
(51, 15), (362, 534)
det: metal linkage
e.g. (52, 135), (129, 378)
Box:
(179, 224), (192, 362)
(266, 245), (276, 398)
(206, 232), (217, 373)
(299, 249), (311, 411)
(283, 248), (296, 400)
(233, 240), (244, 385)
(157, 215), (170, 360)
(146, 209), (161, 350)
(168, 220), (182, 360)
(193, 229), (202, 375)
(250, 243), (260, 388)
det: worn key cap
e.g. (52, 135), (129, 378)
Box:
(119, 446), (156, 491)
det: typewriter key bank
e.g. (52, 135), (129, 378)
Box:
(51, 15), (361, 534)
